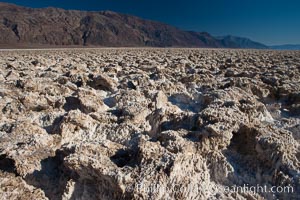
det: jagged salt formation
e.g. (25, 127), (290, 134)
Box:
(0, 48), (299, 200)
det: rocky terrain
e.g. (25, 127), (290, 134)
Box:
(0, 48), (299, 200)
(0, 2), (268, 49)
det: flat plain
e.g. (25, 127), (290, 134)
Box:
(0, 48), (299, 200)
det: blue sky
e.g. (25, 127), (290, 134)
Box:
(2, 0), (300, 45)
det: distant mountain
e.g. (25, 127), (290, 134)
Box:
(0, 2), (268, 49)
(216, 35), (269, 49)
(269, 44), (300, 50)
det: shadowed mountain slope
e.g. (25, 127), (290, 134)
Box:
(0, 2), (268, 48)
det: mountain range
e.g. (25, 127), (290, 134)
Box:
(0, 2), (298, 49)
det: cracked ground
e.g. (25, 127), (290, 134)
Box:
(0, 48), (299, 200)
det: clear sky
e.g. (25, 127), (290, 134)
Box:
(2, 0), (300, 45)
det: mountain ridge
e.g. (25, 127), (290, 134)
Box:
(216, 35), (269, 49)
(0, 2), (270, 49)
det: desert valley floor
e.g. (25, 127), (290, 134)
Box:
(0, 48), (299, 200)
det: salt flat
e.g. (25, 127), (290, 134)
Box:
(0, 48), (299, 199)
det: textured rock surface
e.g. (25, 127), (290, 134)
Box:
(0, 48), (299, 199)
